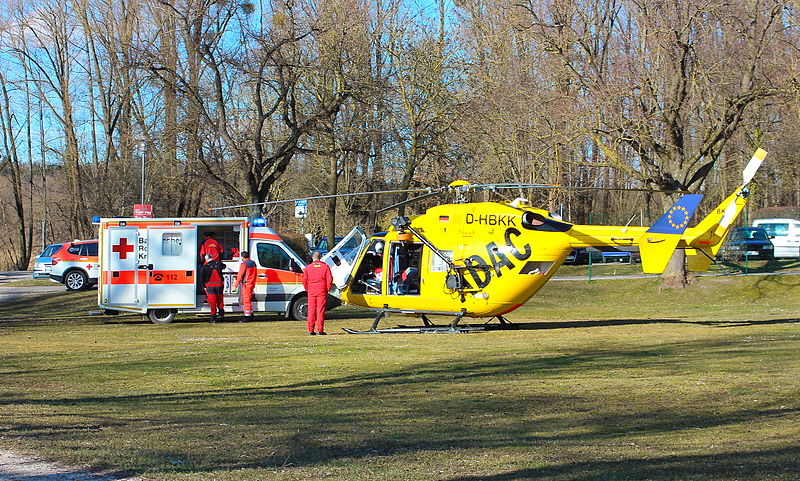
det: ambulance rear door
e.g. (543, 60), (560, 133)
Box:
(102, 225), (144, 309)
(145, 225), (198, 308)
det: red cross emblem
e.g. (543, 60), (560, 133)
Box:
(112, 238), (135, 259)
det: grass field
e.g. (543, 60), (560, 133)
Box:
(1, 274), (799, 480)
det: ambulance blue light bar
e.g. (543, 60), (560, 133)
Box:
(91, 216), (101, 224)
(251, 217), (267, 227)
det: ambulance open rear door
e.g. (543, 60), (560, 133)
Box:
(144, 225), (198, 310)
(102, 225), (144, 310)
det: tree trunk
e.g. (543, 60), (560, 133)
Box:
(0, 74), (31, 269)
(660, 248), (689, 289)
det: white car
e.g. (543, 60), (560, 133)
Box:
(49, 239), (99, 290)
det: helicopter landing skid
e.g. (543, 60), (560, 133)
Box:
(342, 309), (514, 334)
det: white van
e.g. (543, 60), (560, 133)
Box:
(752, 218), (800, 258)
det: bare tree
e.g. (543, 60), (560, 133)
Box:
(0, 72), (33, 269)
(17, 0), (91, 238)
(514, 0), (792, 284)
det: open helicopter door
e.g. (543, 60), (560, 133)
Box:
(321, 227), (368, 290)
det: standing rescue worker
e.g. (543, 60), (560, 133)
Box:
(301, 251), (333, 335)
(232, 251), (257, 321)
(200, 231), (224, 262)
(200, 254), (225, 322)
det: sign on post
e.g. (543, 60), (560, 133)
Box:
(133, 204), (153, 218)
(295, 199), (307, 219)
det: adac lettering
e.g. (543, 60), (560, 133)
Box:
(462, 226), (532, 289)
(465, 213), (517, 227)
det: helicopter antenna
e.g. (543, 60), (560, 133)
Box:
(621, 214), (637, 232)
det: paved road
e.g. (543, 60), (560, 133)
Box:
(0, 271), (65, 302)
(0, 271), (35, 283)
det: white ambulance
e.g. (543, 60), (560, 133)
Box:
(98, 217), (333, 324)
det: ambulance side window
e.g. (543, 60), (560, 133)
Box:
(161, 233), (183, 256)
(256, 243), (294, 271)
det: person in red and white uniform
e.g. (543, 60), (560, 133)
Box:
(233, 251), (258, 321)
(301, 251), (333, 335)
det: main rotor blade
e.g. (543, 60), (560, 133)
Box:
(212, 187), (437, 211)
(471, 184), (689, 194)
(376, 190), (445, 213)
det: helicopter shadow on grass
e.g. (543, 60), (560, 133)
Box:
(362, 314), (800, 334)
(692, 317), (800, 328)
(370, 316), (689, 333)
(474, 318), (684, 331)
(478, 317), (800, 331)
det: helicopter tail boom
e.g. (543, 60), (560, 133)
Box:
(681, 148), (768, 271)
(568, 149), (767, 274)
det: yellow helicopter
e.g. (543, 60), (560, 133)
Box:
(311, 149), (768, 333)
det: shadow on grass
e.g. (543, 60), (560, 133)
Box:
(474, 318), (682, 331)
(717, 258), (800, 275)
(2, 337), (799, 479)
(0, 291), (374, 328)
(440, 446), (800, 481)
(383, 317), (800, 332)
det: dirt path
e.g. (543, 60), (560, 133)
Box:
(0, 273), (142, 480)
(0, 448), (145, 481)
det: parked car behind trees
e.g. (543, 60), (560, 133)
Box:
(720, 227), (774, 261)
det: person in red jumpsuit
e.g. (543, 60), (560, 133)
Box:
(200, 254), (225, 322)
(301, 251), (333, 335)
(199, 231), (224, 262)
(233, 251), (258, 321)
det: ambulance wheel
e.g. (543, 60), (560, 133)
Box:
(148, 309), (176, 324)
(290, 295), (308, 321)
(64, 270), (89, 291)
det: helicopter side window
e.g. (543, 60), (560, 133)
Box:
(389, 242), (422, 296)
(352, 239), (385, 295)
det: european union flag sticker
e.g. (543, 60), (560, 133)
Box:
(647, 194), (704, 235)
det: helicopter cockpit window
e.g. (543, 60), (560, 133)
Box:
(388, 242), (422, 296)
(351, 239), (386, 295)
